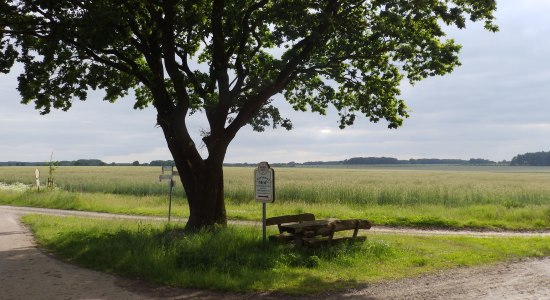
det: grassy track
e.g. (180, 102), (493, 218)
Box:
(2, 165), (550, 230)
(22, 215), (550, 294)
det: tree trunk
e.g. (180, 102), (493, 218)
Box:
(158, 109), (228, 231)
(168, 144), (228, 231)
(182, 160), (227, 230)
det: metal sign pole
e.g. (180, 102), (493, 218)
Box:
(160, 165), (178, 223)
(262, 202), (267, 246)
(168, 179), (173, 222)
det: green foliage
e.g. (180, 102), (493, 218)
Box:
(1, 0), (497, 130)
(22, 215), (550, 294)
(46, 152), (58, 188)
(511, 150), (550, 166)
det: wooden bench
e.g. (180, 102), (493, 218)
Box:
(299, 219), (372, 246)
(265, 213), (316, 242)
(266, 214), (372, 246)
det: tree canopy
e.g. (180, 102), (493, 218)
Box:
(1, 0), (497, 130)
(511, 151), (550, 166)
(0, 0), (498, 229)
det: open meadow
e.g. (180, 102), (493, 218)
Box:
(1, 165), (550, 230)
(2, 165), (550, 294)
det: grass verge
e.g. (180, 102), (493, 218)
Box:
(0, 189), (188, 217)
(3, 189), (549, 230)
(22, 215), (550, 294)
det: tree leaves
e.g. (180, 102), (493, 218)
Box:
(0, 0), (498, 136)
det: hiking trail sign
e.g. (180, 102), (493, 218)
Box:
(159, 166), (179, 222)
(254, 161), (275, 203)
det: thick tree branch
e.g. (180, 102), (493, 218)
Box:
(231, 0), (268, 98)
(160, 0), (190, 112)
(205, 0), (233, 148)
(224, 0), (340, 142)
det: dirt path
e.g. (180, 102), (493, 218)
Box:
(0, 205), (549, 299)
(0, 207), (246, 299)
(336, 257), (550, 300)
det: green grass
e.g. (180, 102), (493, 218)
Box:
(4, 165), (550, 206)
(2, 165), (550, 230)
(22, 215), (550, 294)
(0, 188), (188, 217)
(2, 188), (549, 230)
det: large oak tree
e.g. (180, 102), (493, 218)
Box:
(1, 0), (497, 230)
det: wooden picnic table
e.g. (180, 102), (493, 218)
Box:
(278, 218), (371, 246)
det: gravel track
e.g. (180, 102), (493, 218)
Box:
(0, 205), (548, 299)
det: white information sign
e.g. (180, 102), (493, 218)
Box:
(255, 162), (275, 203)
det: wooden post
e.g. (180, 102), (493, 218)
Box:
(35, 168), (40, 191)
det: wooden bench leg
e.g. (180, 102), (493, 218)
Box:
(352, 220), (359, 240)
(294, 234), (304, 247)
(327, 224), (335, 246)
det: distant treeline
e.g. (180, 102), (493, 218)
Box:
(343, 157), (498, 165)
(225, 157), (503, 167)
(11, 153), (550, 167)
(0, 159), (140, 166)
(0, 159), (107, 166)
(511, 151), (550, 166)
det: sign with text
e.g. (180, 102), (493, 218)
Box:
(159, 166), (179, 182)
(255, 162), (275, 203)
(159, 165), (178, 222)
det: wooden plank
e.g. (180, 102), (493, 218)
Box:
(306, 220), (370, 236)
(277, 220), (330, 233)
(265, 213), (315, 226)
(329, 219), (372, 232)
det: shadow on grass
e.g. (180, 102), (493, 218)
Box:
(41, 224), (380, 294)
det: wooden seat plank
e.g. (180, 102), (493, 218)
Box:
(265, 213), (315, 227)
(265, 213), (316, 243)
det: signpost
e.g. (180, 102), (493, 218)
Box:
(255, 162), (275, 245)
(159, 166), (179, 222)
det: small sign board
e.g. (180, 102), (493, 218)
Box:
(255, 162), (275, 203)
(159, 166), (179, 222)
(159, 166), (179, 182)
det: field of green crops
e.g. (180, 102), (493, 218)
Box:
(2, 165), (550, 230)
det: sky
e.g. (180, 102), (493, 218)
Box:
(1, 1), (549, 164)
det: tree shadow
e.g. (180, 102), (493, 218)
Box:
(40, 225), (377, 297)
